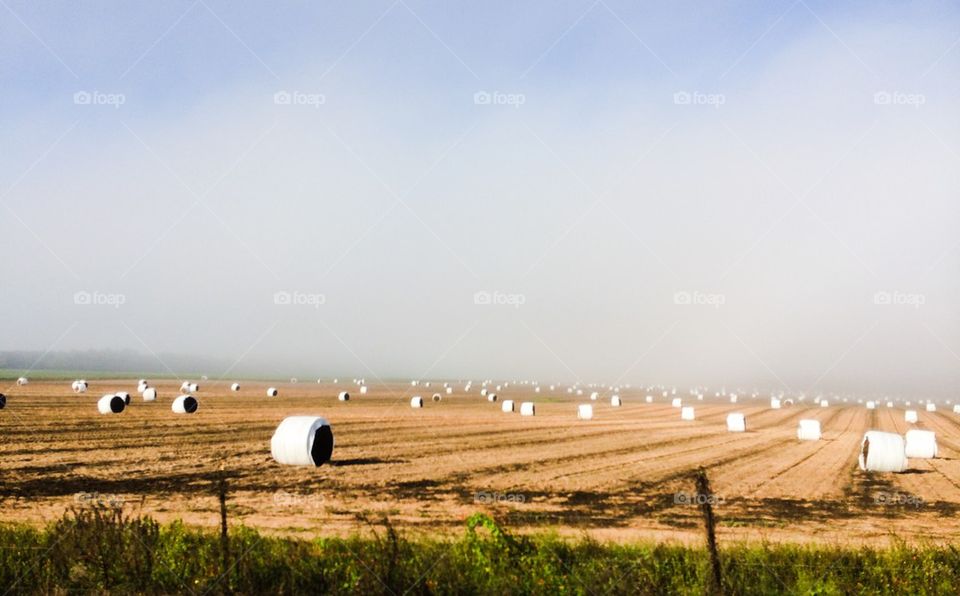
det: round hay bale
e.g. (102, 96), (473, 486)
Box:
(115, 392), (131, 405)
(859, 431), (907, 472)
(445, 387), (452, 395)
(671, 398), (682, 408)
(98, 394), (125, 414)
(905, 429), (937, 459)
(142, 387), (157, 402)
(0, 393), (6, 409)
(770, 398), (781, 409)
(172, 395), (199, 414)
(72, 380), (88, 393)
(520, 402), (535, 416)
(590, 392), (599, 401)
(180, 381), (191, 392)
(432, 393), (442, 402)
(410, 396), (423, 408)
(188, 383), (199, 393)
(577, 404), (593, 420)
(534, 386), (541, 393)
(953, 404), (960, 414)
(231, 383), (241, 392)
(727, 413), (746, 432)
(271, 416), (334, 466)
(926, 403), (937, 412)
(137, 382), (148, 394)
(820, 400), (829, 408)
(487, 393), (498, 402)
(611, 395), (622, 407)
(905, 410), (918, 423)
(360, 385), (368, 395)
(338, 391), (350, 401)
(480, 388), (488, 397)
(267, 387), (279, 397)
(680, 406), (695, 421)
(15, 377), (28, 386)
(797, 419), (821, 441)
(501, 399), (514, 412)
(866, 401), (876, 410)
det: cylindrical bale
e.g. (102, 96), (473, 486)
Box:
(671, 398), (682, 408)
(98, 394), (125, 414)
(905, 410), (918, 423)
(590, 392), (599, 401)
(501, 399), (514, 412)
(480, 388), (488, 397)
(820, 400), (829, 408)
(487, 393), (498, 402)
(142, 387), (157, 402)
(16, 377), (28, 386)
(267, 387), (278, 397)
(445, 387), (452, 395)
(866, 401), (876, 410)
(926, 403), (936, 412)
(727, 413), (746, 432)
(0, 393), (6, 409)
(432, 393), (442, 402)
(410, 396), (423, 408)
(954, 404), (960, 414)
(338, 391), (350, 401)
(180, 381), (191, 392)
(770, 398), (781, 409)
(231, 383), (240, 392)
(645, 395), (653, 403)
(271, 416), (334, 466)
(137, 381), (148, 393)
(859, 431), (907, 472)
(115, 392), (131, 405)
(172, 395), (199, 414)
(905, 429), (937, 459)
(797, 419), (821, 441)
(360, 385), (368, 394)
(577, 404), (593, 420)
(188, 383), (199, 393)
(680, 406), (695, 421)
(611, 395), (622, 407)
(520, 402), (535, 416)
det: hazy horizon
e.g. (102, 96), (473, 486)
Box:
(2, 1), (958, 397)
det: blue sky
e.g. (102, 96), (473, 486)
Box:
(1, 1), (959, 395)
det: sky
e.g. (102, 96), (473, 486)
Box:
(1, 1), (958, 396)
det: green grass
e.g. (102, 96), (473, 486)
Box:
(1, 508), (958, 594)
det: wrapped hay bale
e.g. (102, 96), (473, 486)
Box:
(410, 396), (423, 408)
(137, 381), (149, 393)
(501, 399), (514, 412)
(926, 403), (936, 412)
(954, 404), (960, 414)
(172, 395), (199, 414)
(726, 413), (746, 432)
(866, 401), (876, 410)
(590, 392), (599, 401)
(520, 402), (535, 416)
(611, 395), (622, 407)
(267, 387), (279, 397)
(98, 394), (125, 414)
(671, 397), (682, 408)
(577, 404), (593, 420)
(16, 377), (28, 386)
(645, 395), (653, 403)
(338, 391), (350, 401)
(770, 398), (781, 409)
(680, 406), (695, 421)
(72, 380), (88, 393)
(904, 429), (937, 459)
(905, 410), (918, 423)
(360, 385), (368, 395)
(231, 383), (241, 392)
(859, 431), (907, 472)
(820, 400), (829, 408)
(142, 387), (157, 402)
(445, 387), (453, 395)
(487, 393), (498, 403)
(797, 419), (821, 441)
(271, 416), (334, 466)
(432, 393), (442, 402)
(0, 393), (6, 409)
(116, 392), (131, 406)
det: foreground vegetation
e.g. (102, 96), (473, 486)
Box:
(0, 508), (958, 594)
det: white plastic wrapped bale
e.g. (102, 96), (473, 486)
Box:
(501, 400), (514, 413)
(487, 393), (498, 403)
(726, 413), (746, 433)
(432, 393), (442, 402)
(480, 388), (488, 397)
(770, 398), (781, 409)
(904, 430), (938, 459)
(797, 419), (821, 441)
(671, 398), (682, 408)
(137, 381), (149, 393)
(859, 431), (907, 472)
(926, 403), (936, 412)
(15, 377), (28, 386)
(866, 401), (876, 410)
(0, 393), (5, 409)
(72, 380), (88, 393)
(98, 394), (125, 414)
(142, 387), (157, 402)
(534, 386), (540, 393)
(267, 387), (279, 397)
(729, 394), (738, 403)
(188, 383), (199, 393)
(360, 385), (368, 395)
(410, 396), (423, 408)
(271, 416), (334, 466)
(820, 400), (829, 408)
(645, 395), (653, 403)
(887, 402), (895, 408)
(116, 392), (131, 405)
(520, 402), (535, 416)
(180, 381), (191, 392)
(577, 404), (593, 420)
(338, 391), (350, 401)
(681, 406), (695, 421)
(590, 392), (599, 401)
(231, 383), (241, 392)
(445, 387), (452, 395)
(905, 410), (918, 423)
(172, 395), (199, 414)
(954, 404), (960, 414)
(611, 395), (622, 407)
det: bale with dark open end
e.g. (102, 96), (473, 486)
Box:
(172, 395), (199, 414)
(98, 394), (125, 414)
(271, 416), (334, 466)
